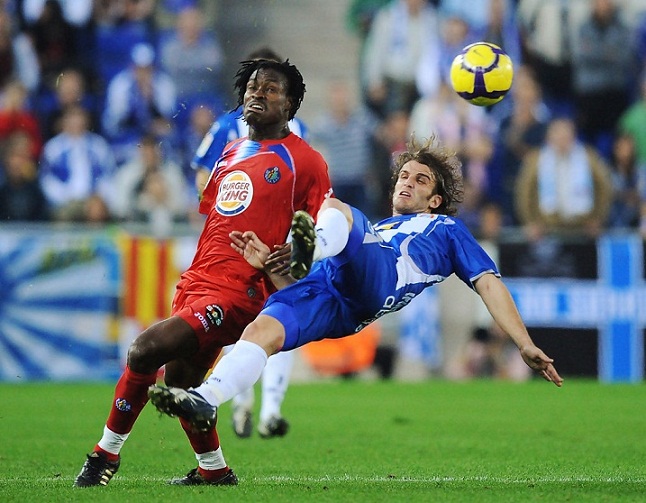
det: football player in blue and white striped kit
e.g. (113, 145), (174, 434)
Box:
(149, 136), (563, 432)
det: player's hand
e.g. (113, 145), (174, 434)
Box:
(230, 231), (270, 270)
(266, 243), (291, 276)
(519, 345), (563, 387)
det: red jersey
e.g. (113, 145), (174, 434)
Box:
(179, 133), (332, 302)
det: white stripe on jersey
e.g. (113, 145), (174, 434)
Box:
(375, 214), (454, 290)
(395, 235), (446, 290)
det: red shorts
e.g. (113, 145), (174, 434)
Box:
(171, 281), (267, 368)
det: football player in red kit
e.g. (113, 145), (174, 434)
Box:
(74, 58), (332, 487)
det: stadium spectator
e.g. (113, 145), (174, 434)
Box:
(372, 109), (411, 219)
(22, 0), (80, 86)
(437, 0), (493, 32)
(345, 0), (393, 109)
(346, 0), (392, 41)
(409, 81), (491, 161)
(310, 79), (381, 218)
(19, 0), (95, 79)
(74, 58), (333, 488)
(571, 0), (635, 160)
(457, 134), (496, 233)
(101, 42), (177, 166)
(606, 133), (641, 229)
(487, 66), (549, 225)
(0, 131), (49, 221)
(475, 0), (523, 126)
(514, 116), (613, 238)
(35, 67), (98, 140)
(361, 0), (439, 117)
(416, 9), (476, 100)
(148, 136), (563, 436)
(618, 71), (646, 166)
(154, 0), (220, 31)
(0, 80), (42, 159)
(445, 198), (530, 382)
(476, 0), (522, 65)
(39, 104), (116, 222)
(517, 0), (590, 117)
(112, 134), (189, 235)
(0, 11), (40, 93)
(159, 4), (225, 122)
(93, 0), (157, 90)
(20, 0), (93, 27)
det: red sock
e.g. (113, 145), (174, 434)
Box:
(180, 418), (229, 479)
(180, 417), (220, 453)
(197, 466), (230, 480)
(93, 445), (120, 462)
(105, 366), (157, 434)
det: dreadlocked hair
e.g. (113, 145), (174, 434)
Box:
(391, 135), (464, 216)
(233, 59), (306, 120)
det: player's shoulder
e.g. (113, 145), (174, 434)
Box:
(284, 133), (324, 157)
(383, 213), (465, 233)
(432, 213), (467, 231)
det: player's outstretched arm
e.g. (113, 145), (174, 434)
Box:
(230, 231), (295, 290)
(474, 273), (563, 387)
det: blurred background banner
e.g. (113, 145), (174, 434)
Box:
(500, 234), (645, 383)
(0, 226), (121, 381)
(0, 226), (643, 383)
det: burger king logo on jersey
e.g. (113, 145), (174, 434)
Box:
(216, 171), (254, 216)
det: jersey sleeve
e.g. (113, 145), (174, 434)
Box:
(447, 219), (500, 289)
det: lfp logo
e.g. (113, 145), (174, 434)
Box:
(216, 171), (253, 216)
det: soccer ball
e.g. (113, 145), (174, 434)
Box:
(449, 42), (514, 107)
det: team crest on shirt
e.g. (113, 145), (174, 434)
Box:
(264, 166), (280, 184)
(216, 170), (253, 216)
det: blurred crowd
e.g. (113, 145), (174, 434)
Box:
(2, 0), (646, 245)
(342, 0), (646, 243)
(0, 0), (221, 231)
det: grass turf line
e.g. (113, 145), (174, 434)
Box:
(0, 379), (644, 502)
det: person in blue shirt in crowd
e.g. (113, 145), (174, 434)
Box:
(149, 135), (563, 435)
(190, 46), (308, 440)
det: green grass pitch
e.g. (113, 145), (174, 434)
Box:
(0, 379), (644, 502)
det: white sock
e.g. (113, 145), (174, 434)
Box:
(97, 426), (130, 455)
(259, 350), (294, 422)
(195, 340), (268, 407)
(313, 207), (349, 261)
(196, 446), (227, 470)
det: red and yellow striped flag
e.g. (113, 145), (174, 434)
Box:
(119, 234), (180, 327)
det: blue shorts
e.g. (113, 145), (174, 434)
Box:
(261, 207), (370, 351)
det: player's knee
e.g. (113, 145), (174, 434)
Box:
(126, 327), (165, 373)
(320, 197), (353, 226)
(241, 318), (284, 355)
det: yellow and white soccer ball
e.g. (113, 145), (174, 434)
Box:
(449, 42), (514, 107)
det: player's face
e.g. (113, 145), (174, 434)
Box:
(243, 68), (292, 129)
(392, 160), (442, 215)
